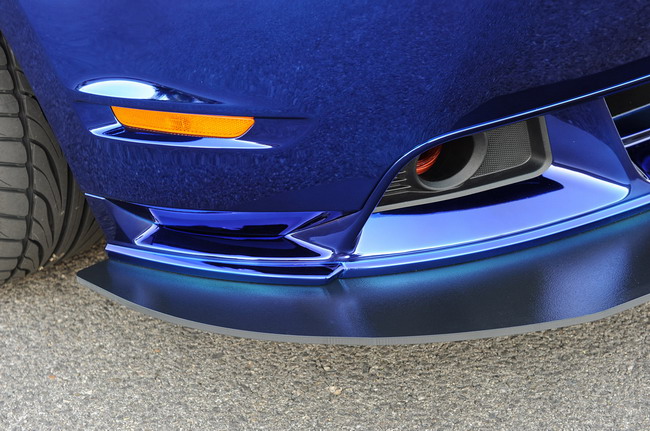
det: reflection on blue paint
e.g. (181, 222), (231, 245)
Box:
(90, 123), (273, 149)
(356, 166), (628, 258)
(78, 79), (217, 103)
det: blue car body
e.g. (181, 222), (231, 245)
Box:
(3, 0), (650, 343)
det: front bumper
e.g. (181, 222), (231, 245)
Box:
(6, 1), (650, 343)
(75, 84), (650, 343)
(79, 207), (650, 344)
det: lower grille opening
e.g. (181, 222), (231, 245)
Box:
(606, 80), (650, 176)
(376, 117), (552, 212)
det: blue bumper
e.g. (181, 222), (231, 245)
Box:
(79, 208), (650, 344)
(4, 1), (650, 342)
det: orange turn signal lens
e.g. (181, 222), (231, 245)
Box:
(111, 106), (254, 138)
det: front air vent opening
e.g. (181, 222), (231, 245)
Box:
(376, 117), (552, 212)
(605, 80), (650, 176)
(411, 134), (487, 191)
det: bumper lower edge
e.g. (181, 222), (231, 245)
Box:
(78, 208), (650, 344)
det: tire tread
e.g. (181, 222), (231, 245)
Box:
(0, 34), (102, 285)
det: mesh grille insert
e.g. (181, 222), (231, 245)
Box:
(474, 122), (532, 177)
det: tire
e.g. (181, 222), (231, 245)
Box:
(0, 34), (103, 285)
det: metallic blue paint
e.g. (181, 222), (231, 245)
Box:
(3, 1), (650, 340)
(77, 99), (650, 285)
(3, 0), (650, 212)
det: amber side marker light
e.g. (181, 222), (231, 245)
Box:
(111, 106), (254, 138)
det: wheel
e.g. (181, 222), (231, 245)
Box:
(0, 34), (103, 285)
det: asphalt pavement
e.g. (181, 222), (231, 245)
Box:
(1, 244), (649, 430)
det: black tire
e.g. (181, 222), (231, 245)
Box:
(0, 34), (103, 285)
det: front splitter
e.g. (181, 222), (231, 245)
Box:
(78, 209), (650, 345)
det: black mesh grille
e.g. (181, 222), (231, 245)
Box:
(473, 122), (532, 178)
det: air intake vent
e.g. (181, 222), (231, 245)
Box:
(606, 81), (650, 174)
(606, 81), (650, 147)
(376, 117), (551, 212)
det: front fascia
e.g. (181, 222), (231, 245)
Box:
(2, 0), (650, 213)
(4, 1), (650, 340)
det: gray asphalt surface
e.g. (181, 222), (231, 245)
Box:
(1, 245), (649, 430)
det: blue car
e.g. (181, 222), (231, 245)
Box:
(2, 1), (650, 344)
